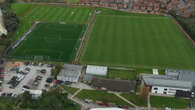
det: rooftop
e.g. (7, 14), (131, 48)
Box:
(141, 74), (193, 89)
(57, 64), (83, 82)
(91, 77), (136, 92)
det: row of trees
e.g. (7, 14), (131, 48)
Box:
(169, 10), (195, 41)
(0, 88), (80, 110)
(0, 0), (19, 38)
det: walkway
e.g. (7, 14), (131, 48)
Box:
(114, 93), (137, 108)
(12, 21), (39, 49)
(73, 8), (96, 64)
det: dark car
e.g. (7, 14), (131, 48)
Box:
(36, 76), (43, 80)
(33, 62), (39, 66)
(25, 67), (31, 72)
(47, 64), (54, 68)
(40, 69), (46, 74)
(46, 77), (53, 83)
(23, 85), (30, 89)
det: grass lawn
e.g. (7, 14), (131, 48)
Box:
(150, 96), (190, 109)
(22, 4), (92, 23)
(121, 93), (147, 107)
(11, 3), (92, 42)
(76, 89), (132, 107)
(63, 86), (78, 94)
(13, 20), (34, 42)
(66, 0), (80, 3)
(135, 68), (165, 75)
(9, 23), (86, 62)
(80, 15), (195, 69)
(11, 3), (33, 16)
(107, 69), (135, 80)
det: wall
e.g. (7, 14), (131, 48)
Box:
(151, 86), (190, 96)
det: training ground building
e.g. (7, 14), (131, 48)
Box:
(83, 65), (108, 82)
(57, 64), (83, 83)
(141, 69), (195, 96)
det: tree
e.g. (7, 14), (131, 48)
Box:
(139, 85), (149, 101)
(51, 64), (63, 79)
(19, 91), (32, 108)
(0, 1), (19, 37)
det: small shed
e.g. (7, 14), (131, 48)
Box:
(86, 65), (108, 76)
(30, 90), (42, 99)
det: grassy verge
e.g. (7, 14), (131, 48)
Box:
(107, 69), (135, 80)
(76, 89), (132, 107)
(121, 93), (147, 107)
(62, 86), (78, 94)
(150, 96), (190, 109)
(66, 0), (80, 3)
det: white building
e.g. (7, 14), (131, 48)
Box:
(84, 65), (108, 82)
(141, 74), (193, 96)
(23, 89), (42, 99)
(86, 65), (108, 76)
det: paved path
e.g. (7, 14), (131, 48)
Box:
(147, 94), (151, 110)
(114, 93), (137, 108)
(73, 8), (96, 64)
(12, 21), (39, 49)
(71, 88), (82, 98)
(109, 67), (135, 71)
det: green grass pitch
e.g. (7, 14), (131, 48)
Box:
(9, 23), (86, 62)
(80, 15), (195, 69)
(11, 3), (92, 42)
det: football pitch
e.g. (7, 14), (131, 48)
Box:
(9, 23), (86, 62)
(11, 3), (92, 42)
(80, 15), (195, 69)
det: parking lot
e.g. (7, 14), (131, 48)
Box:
(1, 61), (52, 96)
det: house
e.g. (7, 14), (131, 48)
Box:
(141, 74), (193, 96)
(57, 64), (82, 83)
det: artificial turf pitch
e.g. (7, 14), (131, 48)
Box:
(9, 23), (86, 62)
(80, 15), (195, 69)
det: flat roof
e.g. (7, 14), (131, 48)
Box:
(57, 64), (82, 82)
(91, 77), (136, 92)
(86, 65), (108, 76)
(141, 74), (193, 89)
(166, 69), (195, 86)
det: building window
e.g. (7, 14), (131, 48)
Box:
(154, 88), (158, 90)
(163, 92), (167, 94)
(155, 91), (157, 94)
(164, 88), (167, 91)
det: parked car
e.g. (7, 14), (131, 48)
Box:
(46, 77), (53, 83)
(25, 67), (31, 72)
(36, 76), (43, 80)
(23, 85), (30, 89)
(40, 69), (46, 74)
(32, 81), (39, 86)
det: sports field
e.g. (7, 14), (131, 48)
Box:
(80, 15), (195, 69)
(9, 23), (86, 62)
(11, 3), (92, 42)
(12, 3), (92, 23)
